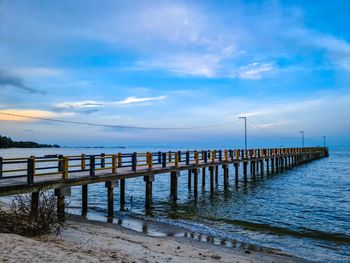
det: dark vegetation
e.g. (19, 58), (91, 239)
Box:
(0, 192), (64, 236)
(0, 135), (60, 148)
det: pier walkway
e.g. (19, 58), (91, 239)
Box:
(0, 147), (328, 220)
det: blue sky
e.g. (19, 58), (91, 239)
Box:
(0, 0), (349, 147)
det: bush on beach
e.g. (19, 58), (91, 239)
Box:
(0, 192), (64, 236)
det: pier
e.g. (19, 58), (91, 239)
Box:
(0, 147), (328, 221)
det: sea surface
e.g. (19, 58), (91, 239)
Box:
(0, 146), (349, 262)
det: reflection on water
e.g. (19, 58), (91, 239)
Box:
(1, 146), (350, 262)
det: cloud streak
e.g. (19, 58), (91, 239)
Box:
(54, 96), (167, 110)
(0, 69), (45, 94)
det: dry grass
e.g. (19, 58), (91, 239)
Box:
(0, 192), (64, 236)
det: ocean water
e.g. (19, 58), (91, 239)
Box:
(0, 146), (349, 262)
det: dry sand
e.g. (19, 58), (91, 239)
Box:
(0, 216), (309, 263)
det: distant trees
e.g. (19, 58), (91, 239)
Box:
(0, 135), (59, 148)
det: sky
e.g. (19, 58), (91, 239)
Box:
(0, 0), (349, 148)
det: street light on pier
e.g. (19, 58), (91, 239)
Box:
(239, 116), (247, 150)
(299, 130), (304, 147)
(322, 136), (326, 148)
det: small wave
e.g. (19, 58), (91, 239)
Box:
(204, 217), (350, 244)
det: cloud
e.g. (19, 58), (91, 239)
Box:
(287, 29), (350, 71)
(236, 62), (275, 80)
(0, 69), (45, 94)
(14, 67), (63, 77)
(134, 54), (222, 77)
(54, 96), (167, 110)
(116, 96), (167, 105)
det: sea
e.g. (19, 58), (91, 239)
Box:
(0, 146), (349, 262)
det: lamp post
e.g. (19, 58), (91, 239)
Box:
(322, 136), (326, 148)
(299, 130), (304, 147)
(239, 116), (247, 150)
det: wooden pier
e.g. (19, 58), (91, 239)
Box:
(0, 147), (329, 221)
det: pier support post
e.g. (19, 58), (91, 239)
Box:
(170, 171), (179, 202)
(144, 175), (155, 211)
(31, 191), (39, 217)
(260, 160), (264, 176)
(188, 169), (192, 190)
(209, 166), (214, 193)
(234, 163), (239, 183)
(215, 165), (219, 184)
(202, 167), (206, 188)
(105, 181), (118, 222)
(271, 158), (275, 174)
(266, 159), (270, 175)
(275, 158), (279, 173)
(82, 184), (88, 216)
(223, 164), (228, 187)
(192, 168), (198, 198)
(120, 179), (125, 211)
(54, 187), (71, 222)
(251, 161), (256, 179)
(243, 161), (248, 181)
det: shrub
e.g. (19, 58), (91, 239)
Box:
(0, 192), (64, 236)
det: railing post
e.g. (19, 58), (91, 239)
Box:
(27, 156), (35, 185)
(178, 151), (182, 162)
(168, 151), (172, 162)
(195, 151), (199, 165)
(101, 153), (105, 168)
(162, 152), (167, 168)
(62, 156), (68, 180)
(90, 155), (95, 176)
(219, 150), (222, 161)
(58, 154), (63, 172)
(112, 154), (117, 174)
(118, 153), (122, 167)
(204, 150), (208, 163)
(132, 152), (137, 171)
(0, 157), (2, 178)
(158, 151), (162, 164)
(147, 152), (153, 169)
(81, 154), (86, 170)
(175, 152), (179, 168)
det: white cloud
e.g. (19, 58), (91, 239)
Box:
(115, 96), (167, 105)
(287, 29), (350, 71)
(135, 54), (222, 77)
(237, 62), (275, 80)
(55, 96), (167, 110)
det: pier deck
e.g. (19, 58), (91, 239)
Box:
(0, 147), (328, 220)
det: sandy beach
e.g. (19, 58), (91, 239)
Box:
(0, 214), (309, 263)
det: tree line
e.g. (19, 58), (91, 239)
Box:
(0, 135), (60, 148)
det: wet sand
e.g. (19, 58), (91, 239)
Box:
(0, 214), (309, 263)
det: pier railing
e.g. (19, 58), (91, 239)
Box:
(0, 147), (328, 221)
(0, 147), (327, 184)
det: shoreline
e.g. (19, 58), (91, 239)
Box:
(0, 211), (309, 263)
